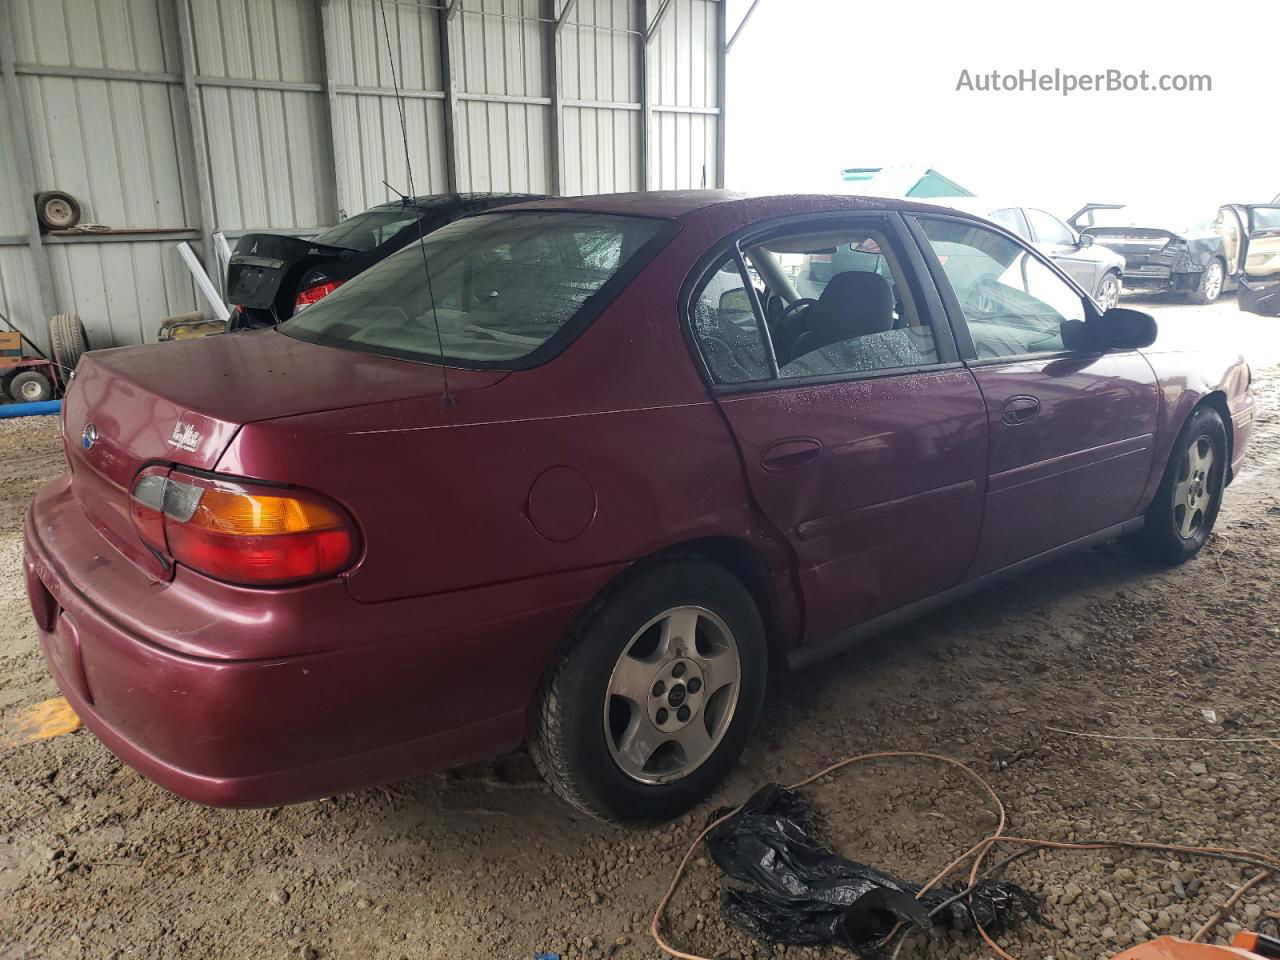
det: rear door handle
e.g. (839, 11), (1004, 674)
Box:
(1001, 396), (1041, 425)
(761, 438), (823, 471)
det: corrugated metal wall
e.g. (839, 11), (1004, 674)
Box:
(0, 0), (724, 350)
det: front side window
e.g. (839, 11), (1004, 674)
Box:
(918, 217), (1086, 360)
(1025, 208), (1076, 245)
(283, 212), (668, 367)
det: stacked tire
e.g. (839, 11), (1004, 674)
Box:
(49, 313), (90, 372)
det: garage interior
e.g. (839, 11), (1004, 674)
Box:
(0, 0), (725, 352)
(3, 3), (1280, 960)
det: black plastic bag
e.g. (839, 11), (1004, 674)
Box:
(707, 784), (1039, 957)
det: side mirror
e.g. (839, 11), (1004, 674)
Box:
(1092, 307), (1157, 351)
(719, 288), (752, 315)
(1077, 233), (1095, 248)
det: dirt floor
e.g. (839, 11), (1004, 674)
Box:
(1, 297), (1277, 960)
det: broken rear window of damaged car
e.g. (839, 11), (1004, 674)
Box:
(281, 211), (670, 368)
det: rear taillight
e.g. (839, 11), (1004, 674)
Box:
(128, 469), (357, 586)
(294, 279), (344, 311)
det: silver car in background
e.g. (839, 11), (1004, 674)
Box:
(938, 199), (1126, 311)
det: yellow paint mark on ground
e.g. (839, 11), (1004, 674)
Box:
(4, 697), (82, 747)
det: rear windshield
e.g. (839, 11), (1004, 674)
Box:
(281, 211), (669, 368)
(310, 209), (422, 252)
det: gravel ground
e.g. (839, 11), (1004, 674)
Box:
(1, 299), (1276, 960)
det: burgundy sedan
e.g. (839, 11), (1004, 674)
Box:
(24, 192), (1255, 822)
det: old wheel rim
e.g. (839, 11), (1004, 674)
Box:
(1203, 262), (1223, 300)
(603, 606), (742, 785)
(1173, 435), (1216, 540)
(19, 378), (44, 401)
(44, 198), (75, 227)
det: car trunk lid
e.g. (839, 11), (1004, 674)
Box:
(62, 330), (505, 579)
(227, 233), (351, 309)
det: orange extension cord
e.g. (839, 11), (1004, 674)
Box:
(650, 751), (1280, 960)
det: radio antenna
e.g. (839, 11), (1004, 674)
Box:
(377, 0), (453, 407)
(381, 178), (409, 204)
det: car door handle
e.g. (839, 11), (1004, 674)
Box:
(761, 438), (823, 471)
(1002, 396), (1041, 425)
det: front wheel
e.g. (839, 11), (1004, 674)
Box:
(529, 559), (767, 823)
(1188, 260), (1225, 304)
(1095, 272), (1122, 312)
(1128, 405), (1227, 564)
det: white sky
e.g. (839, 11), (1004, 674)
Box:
(723, 0), (1277, 221)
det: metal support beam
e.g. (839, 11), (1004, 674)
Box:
(555, 0), (578, 33)
(0, 0), (57, 329)
(645, 0), (673, 44)
(637, 0), (651, 190)
(726, 0), (763, 54)
(14, 62), (181, 85)
(714, 0), (726, 188)
(437, 2), (461, 192)
(546, 0), (563, 195)
(318, 0), (349, 220)
(174, 0), (218, 277)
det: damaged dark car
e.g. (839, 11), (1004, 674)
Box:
(226, 192), (543, 330)
(1070, 203), (1233, 304)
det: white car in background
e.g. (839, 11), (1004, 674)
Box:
(937, 198), (1127, 311)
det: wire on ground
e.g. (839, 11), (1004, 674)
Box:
(650, 751), (1279, 960)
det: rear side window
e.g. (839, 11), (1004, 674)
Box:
(988, 207), (1030, 240)
(282, 212), (669, 368)
(690, 258), (770, 383)
(687, 221), (943, 386)
(1025, 208), (1075, 245)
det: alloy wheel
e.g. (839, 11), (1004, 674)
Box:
(1098, 275), (1121, 311)
(603, 605), (742, 784)
(1173, 435), (1216, 539)
(1203, 262), (1224, 301)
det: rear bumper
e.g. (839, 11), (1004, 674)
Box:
(1121, 268), (1199, 291)
(24, 474), (615, 807)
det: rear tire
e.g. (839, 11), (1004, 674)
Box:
(9, 369), (53, 403)
(1188, 259), (1225, 305)
(1128, 405), (1227, 564)
(49, 313), (90, 372)
(529, 559), (768, 823)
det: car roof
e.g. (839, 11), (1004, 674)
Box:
(498, 190), (991, 226)
(370, 192), (546, 213)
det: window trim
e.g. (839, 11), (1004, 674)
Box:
(678, 210), (963, 395)
(903, 212), (1101, 364)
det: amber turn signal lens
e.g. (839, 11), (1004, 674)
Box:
(130, 469), (358, 587)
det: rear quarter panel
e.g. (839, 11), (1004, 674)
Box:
(1136, 348), (1255, 506)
